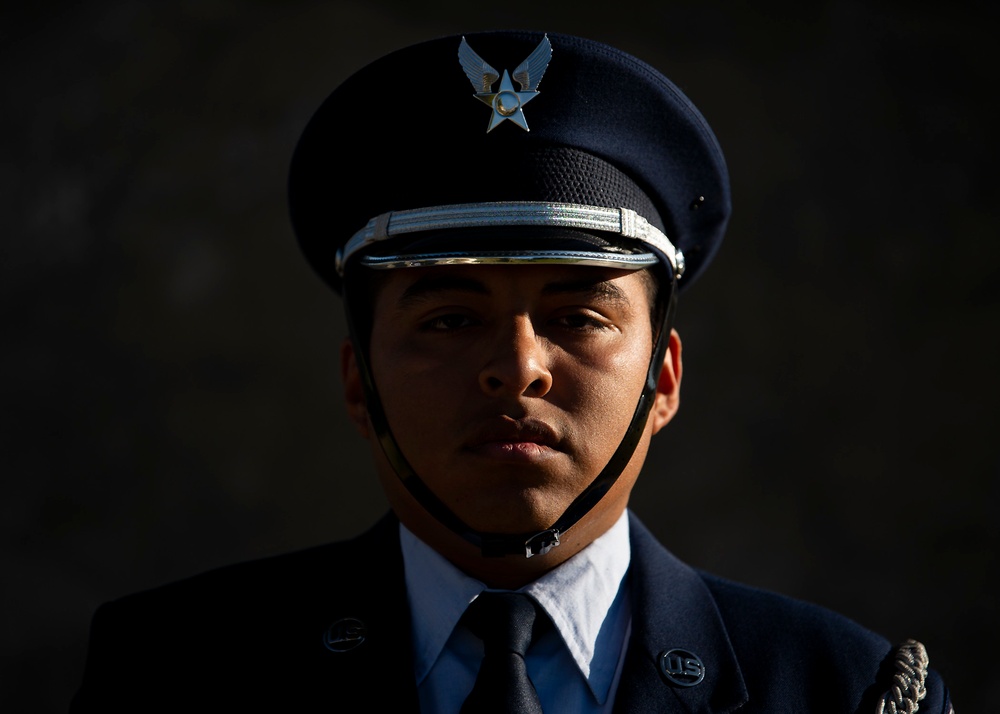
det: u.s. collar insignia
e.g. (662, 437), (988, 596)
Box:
(458, 35), (552, 132)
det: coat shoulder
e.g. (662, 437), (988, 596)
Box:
(71, 515), (415, 712)
(699, 569), (889, 652)
(103, 529), (372, 612)
(697, 570), (954, 713)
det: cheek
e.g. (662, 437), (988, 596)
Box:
(368, 336), (476, 446)
(557, 333), (650, 398)
(550, 343), (651, 439)
(375, 343), (471, 394)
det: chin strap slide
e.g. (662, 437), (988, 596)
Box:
(478, 529), (561, 558)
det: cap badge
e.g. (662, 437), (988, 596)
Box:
(458, 35), (552, 132)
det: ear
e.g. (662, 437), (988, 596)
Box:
(340, 337), (371, 439)
(649, 328), (682, 435)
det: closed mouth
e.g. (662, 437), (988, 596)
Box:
(463, 417), (562, 452)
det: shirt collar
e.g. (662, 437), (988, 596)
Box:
(402, 510), (631, 696)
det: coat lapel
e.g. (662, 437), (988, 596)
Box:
(308, 513), (420, 710)
(321, 513), (747, 713)
(614, 514), (749, 713)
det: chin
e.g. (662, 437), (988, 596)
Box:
(467, 516), (554, 536)
(455, 490), (567, 535)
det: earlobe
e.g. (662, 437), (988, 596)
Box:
(340, 337), (371, 439)
(650, 329), (682, 435)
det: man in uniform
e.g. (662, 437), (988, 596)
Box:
(72, 31), (954, 712)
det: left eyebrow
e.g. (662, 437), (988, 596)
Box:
(541, 278), (632, 308)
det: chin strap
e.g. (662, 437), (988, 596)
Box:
(345, 266), (678, 558)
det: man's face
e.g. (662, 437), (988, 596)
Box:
(344, 263), (679, 563)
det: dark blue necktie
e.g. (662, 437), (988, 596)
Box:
(460, 592), (548, 714)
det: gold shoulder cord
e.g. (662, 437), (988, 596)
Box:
(875, 639), (930, 714)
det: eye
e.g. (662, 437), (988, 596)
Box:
(551, 312), (611, 332)
(422, 313), (478, 331)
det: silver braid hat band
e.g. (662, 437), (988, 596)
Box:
(335, 201), (685, 278)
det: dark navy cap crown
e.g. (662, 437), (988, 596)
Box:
(288, 30), (730, 293)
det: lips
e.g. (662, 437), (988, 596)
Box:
(463, 416), (563, 460)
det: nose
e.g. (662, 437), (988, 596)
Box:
(478, 315), (553, 398)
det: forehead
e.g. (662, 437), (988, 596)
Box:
(370, 264), (652, 311)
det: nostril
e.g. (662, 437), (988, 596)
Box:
(526, 378), (548, 395)
(486, 376), (503, 391)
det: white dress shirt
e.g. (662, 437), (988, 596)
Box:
(401, 510), (632, 713)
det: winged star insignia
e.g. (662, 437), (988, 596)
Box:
(458, 35), (553, 132)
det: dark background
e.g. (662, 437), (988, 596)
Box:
(3, 1), (996, 711)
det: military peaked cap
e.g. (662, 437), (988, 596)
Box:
(288, 30), (730, 294)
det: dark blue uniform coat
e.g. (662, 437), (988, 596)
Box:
(71, 513), (953, 712)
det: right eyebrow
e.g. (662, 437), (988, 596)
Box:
(396, 274), (490, 309)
